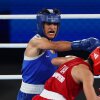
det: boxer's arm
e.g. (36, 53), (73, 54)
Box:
(31, 37), (100, 52)
(46, 37), (100, 52)
(28, 37), (72, 52)
(51, 56), (77, 66)
(73, 65), (97, 100)
(25, 37), (100, 56)
(51, 57), (69, 66)
(48, 41), (72, 51)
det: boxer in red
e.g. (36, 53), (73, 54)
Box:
(32, 46), (100, 100)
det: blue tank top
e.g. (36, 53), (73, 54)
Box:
(22, 50), (58, 84)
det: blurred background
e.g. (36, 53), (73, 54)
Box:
(0, 0), (100, 100)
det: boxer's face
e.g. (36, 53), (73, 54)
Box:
(43, 22), (58, 39)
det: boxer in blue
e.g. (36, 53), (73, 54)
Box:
(17, 8), (61, 100)
(17, 8), (100, 100)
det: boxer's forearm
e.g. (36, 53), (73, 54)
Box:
(49, 41), (72, 52)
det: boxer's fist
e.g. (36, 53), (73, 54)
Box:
(71, 37), (100, 52)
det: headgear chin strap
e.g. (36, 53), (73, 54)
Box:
(88, 46), (100, 75)
(37, 9), (61, 40)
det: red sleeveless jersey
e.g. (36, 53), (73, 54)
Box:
(45, 57), (89, 100)
(32, 57), (89, 100)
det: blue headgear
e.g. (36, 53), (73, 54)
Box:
(37, 9), (61, 39)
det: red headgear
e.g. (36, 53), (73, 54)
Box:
(89, 46), (100, 75)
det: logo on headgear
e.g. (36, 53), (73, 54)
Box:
(94, 53), (99, 59)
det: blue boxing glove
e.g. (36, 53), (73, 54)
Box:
(71, 37), (100, 52)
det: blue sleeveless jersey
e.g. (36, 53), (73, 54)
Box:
(22, 50), (58, 84)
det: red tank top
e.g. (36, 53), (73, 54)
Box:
(44, 57), (89, 100)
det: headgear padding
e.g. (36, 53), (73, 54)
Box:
(37, 9), (61, 39)
(89, 46), (100, 75)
